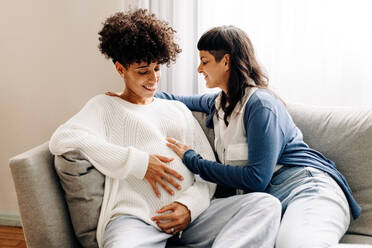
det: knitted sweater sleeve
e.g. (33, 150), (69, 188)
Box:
(174, 105), (216, 222)
(49, 96), (149, 179)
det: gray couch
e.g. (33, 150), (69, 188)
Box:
(9, 103), (372, 247)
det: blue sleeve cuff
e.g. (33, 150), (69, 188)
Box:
(182, 149), (200, 174)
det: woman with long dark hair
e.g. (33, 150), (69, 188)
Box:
(155, 26), (360, 248)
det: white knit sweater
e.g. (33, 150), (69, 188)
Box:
(49, 95), (216, 247)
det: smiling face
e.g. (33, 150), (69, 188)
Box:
(197, 50), (230, 93)
(116, 61), (161, 105)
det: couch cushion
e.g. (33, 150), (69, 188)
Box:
(287, 103), (372, 238)
(341, 234), (372, 245)
(192, 111), (215, 147)
(54, 151), (104, 248)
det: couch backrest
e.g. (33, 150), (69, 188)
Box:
(287, 103), (372, 236)
(9, 142), (82, 248)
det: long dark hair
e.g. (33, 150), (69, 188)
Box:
(197, 26), (269, 126)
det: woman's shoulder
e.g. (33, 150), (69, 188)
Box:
(85, 94), (112, 105)
(80, 94), (126, 115)
(247, 88), (284, 111)
(241, 88), (290, 123)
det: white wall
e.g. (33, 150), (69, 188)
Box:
(0, 0), (127, 213)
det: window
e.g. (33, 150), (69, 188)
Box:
(198, 0), (372, 106)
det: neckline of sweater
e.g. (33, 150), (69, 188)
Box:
(105, 95), (159, 109)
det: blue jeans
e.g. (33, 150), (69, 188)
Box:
(266, 166), (350, 248)
(103, 193), (281, 248)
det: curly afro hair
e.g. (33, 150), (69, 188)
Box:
(98, 9), (181, 68)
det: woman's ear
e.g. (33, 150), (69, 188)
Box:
(115, 61), (125, 77)
(223, 54), (230, 72)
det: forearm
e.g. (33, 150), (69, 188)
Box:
(183, 150), (274, 192)
(155, 91), (217, 114)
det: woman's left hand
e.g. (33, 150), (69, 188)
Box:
(166, 137), (191, 159)
(151, 201), (191, 234)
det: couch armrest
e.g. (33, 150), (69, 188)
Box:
(9, 142), (81, 248)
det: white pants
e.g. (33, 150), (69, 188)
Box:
(268, 167), (351, 248)
(103, 193), (281, 248)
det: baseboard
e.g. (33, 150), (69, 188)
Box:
(0, 212), (22, 227)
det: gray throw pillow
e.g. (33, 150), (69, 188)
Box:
(54, 151), (104, 248)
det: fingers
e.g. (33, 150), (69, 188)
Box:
(165, 137), (178, 145)
(153, 173), (182, 195)
(157, 203), (175, 213)
(155, 221), (183, 234)
(160, 223), (184, 234)
(154, 154), (174, 162)
(152, 202), (190, 235)
(146, 154), (183, 197)
(152, 157), (183, 188)
(165, 142), (177, 149)
(153, 154), (183, 181)
(152, 204), (174, 222)
(165, 143), (182, 161)
(162, 174), (182, 190)
(151, 212), (173, 222)
(154, 216), (187, 234)
(153, 214), (178, 232)
(165, 137), (192, 160)
(165, 143), (182, 158)
(165, 137), (187, 147)
(164, 166), (183, 181)
(157, 177), (175, 196)
(148, 175), (180, 197)
(148, 180), (161, 198)
(152, 213), (174, 230)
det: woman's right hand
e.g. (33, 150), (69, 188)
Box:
(145, 154), (184, 198)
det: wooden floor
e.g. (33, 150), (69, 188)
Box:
(0, 226), (26, 248)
